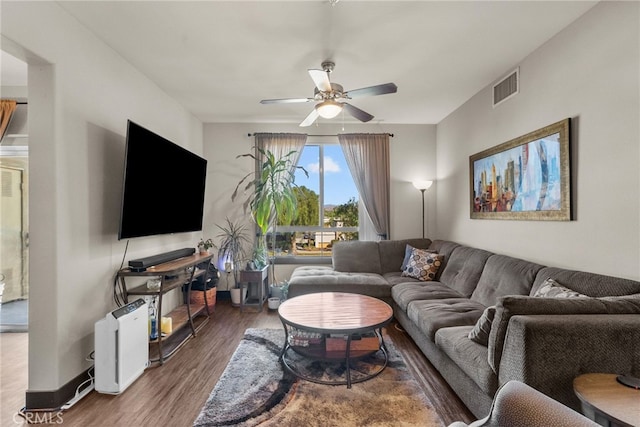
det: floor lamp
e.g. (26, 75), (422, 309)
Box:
(412, 180), (433, 238)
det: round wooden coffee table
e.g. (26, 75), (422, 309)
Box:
(573, 373), (640, 427)
(278, 292), (393, 388)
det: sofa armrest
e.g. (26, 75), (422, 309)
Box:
(447, 380), (599, 427)
(498, 314), (640, 412)
(488, 295), (640, 372)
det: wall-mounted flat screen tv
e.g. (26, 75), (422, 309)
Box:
(118, 120), (207, 240)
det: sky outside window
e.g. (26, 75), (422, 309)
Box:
(295, 144), (358, 206)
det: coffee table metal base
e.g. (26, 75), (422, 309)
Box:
(279, 328), (389, 388)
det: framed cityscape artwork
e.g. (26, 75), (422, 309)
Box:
(469, 118), (572, 220)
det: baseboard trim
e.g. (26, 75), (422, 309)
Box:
(25, 367), (92, 411)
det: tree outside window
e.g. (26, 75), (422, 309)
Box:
(274, 143), (359, 257)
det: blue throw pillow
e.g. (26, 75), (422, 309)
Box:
(400, 244), (415, 271)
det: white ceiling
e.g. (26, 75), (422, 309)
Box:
(5, 1), (598, 125)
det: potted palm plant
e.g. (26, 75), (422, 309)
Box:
(213, 217), (251, 306)
(232, 148), (307, 282)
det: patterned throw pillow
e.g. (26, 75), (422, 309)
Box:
(468, 306), (496, 346)
(400, 244), (435, 271)
(534, 278), (589, 298)
(401, 248), (443, 281)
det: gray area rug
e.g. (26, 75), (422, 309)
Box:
(194, 328), (444, 427)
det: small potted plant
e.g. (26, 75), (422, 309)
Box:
(198, 238), (214, 255)
(213, 218), (251, 306)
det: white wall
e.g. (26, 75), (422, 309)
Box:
(436, 1), (639, 280)
(203, 122), (436, 286)
(2, 2), (203, 392)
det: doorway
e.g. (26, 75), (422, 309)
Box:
(1, 50), (29, 333)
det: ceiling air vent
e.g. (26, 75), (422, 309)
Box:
(493, 67), (519, 107)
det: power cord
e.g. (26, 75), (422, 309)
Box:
(113, 240), (130, 307)
(18, 360), (96, 417)
(60, 356), (95, 411)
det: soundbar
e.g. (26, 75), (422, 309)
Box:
(128, 247), (195, 272)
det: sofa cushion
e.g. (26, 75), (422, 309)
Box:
(287, 266), (392, 299)
(468, 306), (496, 346)
(487, 295), (640, 373)
(533, 278), (589, 298)
(438, 246), (493, 297)
(379, 238), (431, 274)
(436, 326), (499, 396)
(407, 298), (486, 340)
(427, 240), (461, 280)
(531, 267), (640, 297)
(383, 271), (422, 286)
(401, 248), (444, 281)
(332, 241), (382, 274)
(392, 282), (465, 311)
(470, 254), (544, 307)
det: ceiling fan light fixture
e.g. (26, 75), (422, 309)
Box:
(315, 100), (343, 119)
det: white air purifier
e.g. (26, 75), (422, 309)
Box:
(94, 298), (149, 394)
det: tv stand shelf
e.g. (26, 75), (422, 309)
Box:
(117, 252), (214, 364)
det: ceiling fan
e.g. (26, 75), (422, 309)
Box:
(260, 61), (398, 127)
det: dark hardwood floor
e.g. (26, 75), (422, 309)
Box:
(2, 298), (475, 426)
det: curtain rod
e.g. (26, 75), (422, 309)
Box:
(247, 133), (393, 137)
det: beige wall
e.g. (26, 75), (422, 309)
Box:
(436, 1), (640, 280)
(2, 2), (203, 391)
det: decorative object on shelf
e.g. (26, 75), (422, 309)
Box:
(198, 238), (214, 255)
(149, 296), (158, 340)
(469, 118), (571, 221)
(146, 278), (161, 290)
(160, 316), (172, 335)
(412, 180), (433, 239)
(232, 147), (307, 284)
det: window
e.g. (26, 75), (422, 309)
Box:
(273, 143), (359, 258)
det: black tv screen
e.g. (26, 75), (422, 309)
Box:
(118, 120), (207, 240)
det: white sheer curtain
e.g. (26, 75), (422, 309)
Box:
(338, 133), (390, 240)
(254, 133), (307, 169)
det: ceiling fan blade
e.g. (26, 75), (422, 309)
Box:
(260, 98), (313, 104)
(299, 109), (320, 127)
(344, 103), (374, 123)
(345, 82), (398, 98)
(308, 69), (332, 92)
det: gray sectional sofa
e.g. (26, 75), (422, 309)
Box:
(287, 238), (640, 418)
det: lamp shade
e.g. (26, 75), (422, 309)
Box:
(412, 180), (433, 191)
(315, 100), (343, 119)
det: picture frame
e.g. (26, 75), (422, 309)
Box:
(470, 118), (571, 220)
